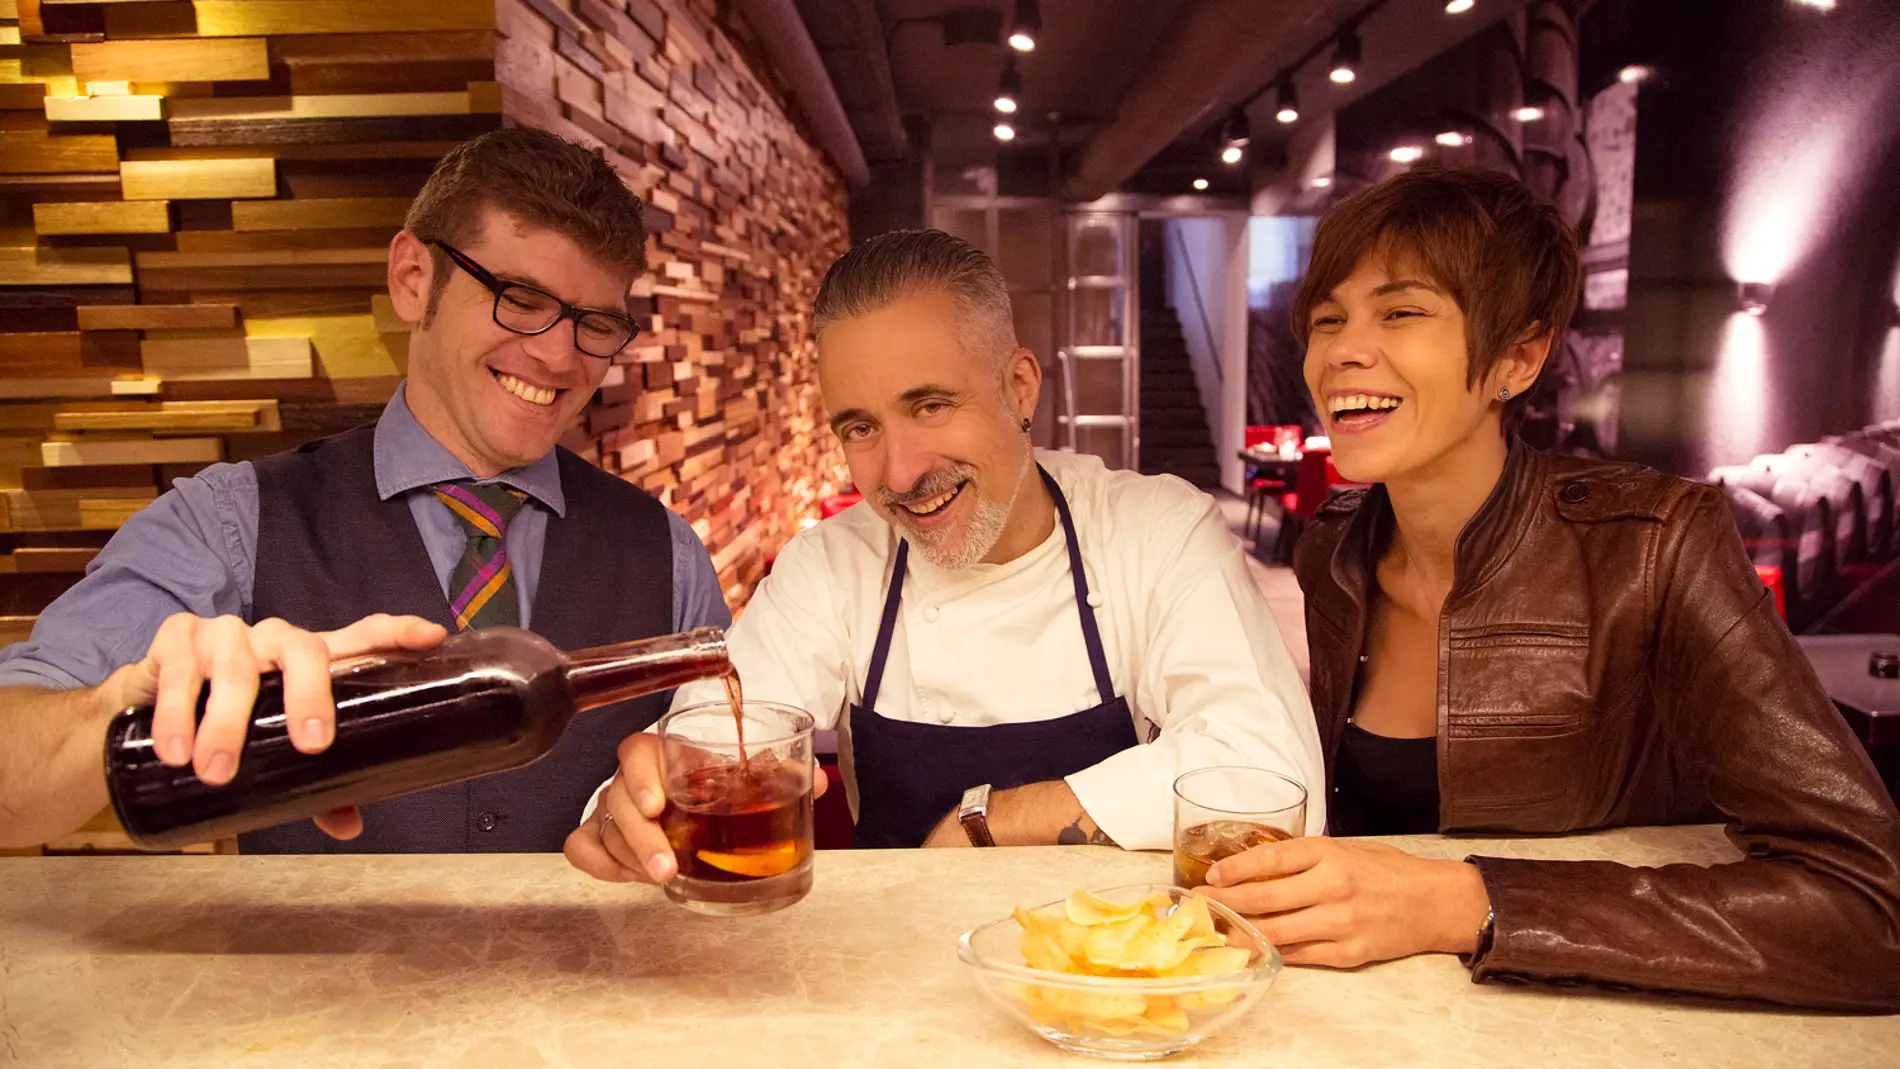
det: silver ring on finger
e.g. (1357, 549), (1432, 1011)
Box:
(599, 809), (615, 834)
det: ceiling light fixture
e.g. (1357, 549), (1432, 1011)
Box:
(1618, 64), (1654, 84)
(1329, 30), (1360, 85)
(1389, 145), (1425, 163)
(1435, 130), (1472, 147)
(1220, 110), (1249, 165)
(1791, 0), (1836, 10)
(1739, 281), (1775, 316)
(1275, 80), (1300, 124)
(1193, 178), (1210, 191)
(1445, 0), (1475, 12)
(994, 62), (1021, 114)
(1008, 0), (1040, 52)
(993, 121), (1016, 141)
(1310, 175), (1333, 188)
(1511, 105), (1546, 122)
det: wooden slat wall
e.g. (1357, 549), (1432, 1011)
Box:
(1, 0), (848, 654)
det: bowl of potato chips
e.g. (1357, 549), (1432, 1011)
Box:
(956, 885), (1280, 1060)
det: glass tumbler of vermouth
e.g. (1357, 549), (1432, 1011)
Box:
(1172, 767), (1308, 889)
(658, 701), (816, 916)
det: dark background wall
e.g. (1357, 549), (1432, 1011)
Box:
(1605, 0), (1900, 477)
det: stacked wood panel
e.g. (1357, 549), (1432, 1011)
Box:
(1, 0), (852, 667)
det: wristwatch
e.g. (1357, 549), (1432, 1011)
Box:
(958, 784), (997, 847)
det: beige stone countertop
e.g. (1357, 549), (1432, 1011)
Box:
(2, 825), (1895, 1068)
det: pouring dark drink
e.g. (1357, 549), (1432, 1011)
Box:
(104, 626), (730, 850)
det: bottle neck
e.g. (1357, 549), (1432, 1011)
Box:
(563, 627), (730, 711)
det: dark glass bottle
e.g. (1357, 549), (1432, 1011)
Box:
(104, 626), (729, 849)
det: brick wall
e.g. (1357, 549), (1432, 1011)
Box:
(493, 0), (851, 604)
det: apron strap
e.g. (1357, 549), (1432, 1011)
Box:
(861, 539), (909, 711)
(1039, 466), (1117, 702)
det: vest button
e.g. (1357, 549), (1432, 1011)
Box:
(1559, 482), (1591, 504)
(477, 812), (499, 832)
(937, 708), (954, 724)
(923, 606), (941, 623)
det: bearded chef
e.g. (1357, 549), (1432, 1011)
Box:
(566, 230), (1323, 880)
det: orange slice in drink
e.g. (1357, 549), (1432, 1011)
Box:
(696, 841), (800, 878)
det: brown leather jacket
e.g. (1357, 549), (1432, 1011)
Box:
(1296, 440), (1900, 1010)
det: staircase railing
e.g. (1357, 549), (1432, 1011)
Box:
(1166, 225), (1224, 389)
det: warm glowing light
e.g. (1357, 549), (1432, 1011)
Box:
(1310, 175), (1333, 188)
(994, 95), (1017, 114)
(1193, 178), (1210, 191)
(1618, 65), (1654, 84)
(1445, 0), (1475, 12)
(1008, 32), (1035, 51)
(1221, 145), (1244, 165)
(1389, 145), (1425, 163)
(993, 122), (1016, 141)
(1738, 281), (1775, 316)
(1512, 106), (1546, 122)
(1709, 312), (1771, 465)
(1435, 130), (1472, 147)
(1330, 66), (1356, 85)
(1791, 0), (1836, 10)
(1276, 106), (1299, 124)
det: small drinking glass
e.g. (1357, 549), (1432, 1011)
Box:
(1172, 767), (1307, 889)
(657, 701), (815, 916)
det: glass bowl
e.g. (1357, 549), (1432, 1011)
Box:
(956, 884), (1282, 1060)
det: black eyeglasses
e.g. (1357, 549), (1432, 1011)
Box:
(432, 241), (642, 359)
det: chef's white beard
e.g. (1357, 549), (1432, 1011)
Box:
(908, 443), (1033, 571)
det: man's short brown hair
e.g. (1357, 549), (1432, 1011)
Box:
(1292, 167), (1581, 418)
(405, 127), (649, 318)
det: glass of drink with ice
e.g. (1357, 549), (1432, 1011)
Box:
(658, 701), (816, 916)
(1171, 767), (1307, 889)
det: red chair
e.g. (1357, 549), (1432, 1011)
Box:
(1756, 565), (1788, 622)
(1269, 448), (1334, 563)
(1243, 425), (1302, 541)
(813, 760), (853, 849)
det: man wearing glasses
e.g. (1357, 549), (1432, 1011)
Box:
(0, 129), (730, 853)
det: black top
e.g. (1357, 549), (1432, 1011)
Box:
(1332, 721), (1439, 836)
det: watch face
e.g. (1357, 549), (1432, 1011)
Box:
(962, 786), (984, 810)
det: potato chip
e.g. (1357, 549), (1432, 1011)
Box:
(1007, 890), (1255, 1039)
(1064, 889), (1147, 926)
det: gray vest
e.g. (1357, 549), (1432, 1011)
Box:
(244, 424), (674, 853)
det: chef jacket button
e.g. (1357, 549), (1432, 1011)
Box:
(923, 606), (941, 623)
(477, 812), (499, 832)
(937, 708), (955, 724)
(1559, 481), (1591, 505)
(1087, 592), (1104, 608)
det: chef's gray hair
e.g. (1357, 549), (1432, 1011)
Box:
(812, 229), (1019, 380)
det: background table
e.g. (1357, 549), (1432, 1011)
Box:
(1798, 633), (1900, 799)
(2, 827), (1894, 1068)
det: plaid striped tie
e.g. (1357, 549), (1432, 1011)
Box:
(432, 480), (529, 630)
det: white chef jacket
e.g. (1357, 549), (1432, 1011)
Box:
(642, 449), (1326, 850)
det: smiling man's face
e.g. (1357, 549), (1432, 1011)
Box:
(391, 206), (630, 477)
(818, 288), (1038, 570)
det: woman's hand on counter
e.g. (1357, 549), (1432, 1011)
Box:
(1197, 836), (1492, 967)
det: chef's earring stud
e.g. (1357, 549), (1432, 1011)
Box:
(1496, 387), (1513, 401)
(1021, 417), (1032, 433)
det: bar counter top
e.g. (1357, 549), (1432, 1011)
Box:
(2, 825), (1893, 1068)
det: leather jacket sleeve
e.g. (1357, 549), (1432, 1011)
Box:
(1466, 485), (1900, 1010)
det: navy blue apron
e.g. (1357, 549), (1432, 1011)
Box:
(848, 466), (1141, 848)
